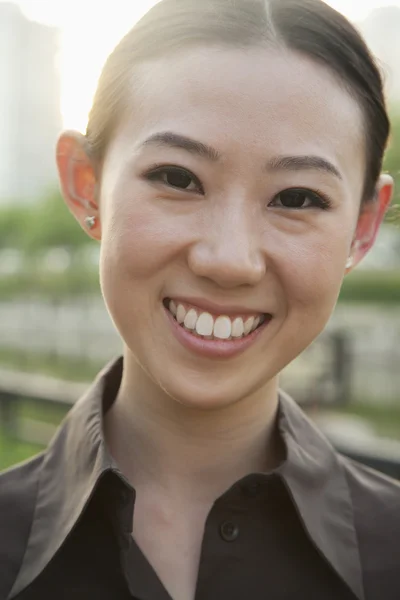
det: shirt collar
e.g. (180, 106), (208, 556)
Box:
(277, 390), (364, 600)
(10, 355), (364, 600)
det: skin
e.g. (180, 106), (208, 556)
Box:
(56, 46), (393, 600)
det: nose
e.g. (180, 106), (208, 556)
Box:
(187, 200), (266, 288)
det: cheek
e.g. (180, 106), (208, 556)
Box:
(99, 187), (193, 282)
(277, 223), (352, 313)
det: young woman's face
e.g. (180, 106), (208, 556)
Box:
(95, 47), (375, 408)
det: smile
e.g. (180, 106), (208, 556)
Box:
(163, 298), (272, 359)
(165, 298), (266, 339)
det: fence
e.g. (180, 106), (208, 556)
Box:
(1, 298), (400, 405)
(1, 367), (400, 480)
(0, 367), (85, 445)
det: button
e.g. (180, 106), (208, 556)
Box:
(220, 521), (239, 542)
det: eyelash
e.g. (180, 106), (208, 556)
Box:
(144, 164), (333, 210)
(272, 188), (332, 210)
(145, 165), (204, 194)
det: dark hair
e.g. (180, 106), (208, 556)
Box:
(86, 0), (390, 203)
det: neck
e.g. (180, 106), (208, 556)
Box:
(104, 352), (284, 506)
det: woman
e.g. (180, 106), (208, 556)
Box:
(1, 0), (399, 599)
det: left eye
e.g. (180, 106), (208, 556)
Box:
(146, 166), (203, 193)
(270, 188), (330, 210)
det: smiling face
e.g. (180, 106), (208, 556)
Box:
(57, 46), (390, 409)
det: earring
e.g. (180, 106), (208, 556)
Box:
(84, 216), (96, 230)
(345, 256), (353, 269)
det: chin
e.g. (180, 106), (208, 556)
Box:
(156, 370), (264, 411)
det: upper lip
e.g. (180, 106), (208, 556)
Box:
(165, 296), (267, 317)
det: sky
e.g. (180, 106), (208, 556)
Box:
(5, 0), (400, 131)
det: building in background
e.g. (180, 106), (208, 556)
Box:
(0, 3), (61, 205)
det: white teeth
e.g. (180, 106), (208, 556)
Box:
(243, 316), (255, 335)
(231, 317), (244, 338)
(184, 308), (198, 330)
(169, 300), (177, 316)
(176, 304), (186, 324)
(195, 312), (214, 336)
(251, 316), (260, 332)
(213, 316), (232, 339)
(168, 301), (264, 340)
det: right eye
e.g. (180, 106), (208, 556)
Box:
(146, 166), (204, 194)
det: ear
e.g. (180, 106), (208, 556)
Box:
(55, 130), (101, 241)
(346, 174), (394, 273)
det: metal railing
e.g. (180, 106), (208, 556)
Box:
(1, 368), (400, 480)
(0, 368), (86, 445)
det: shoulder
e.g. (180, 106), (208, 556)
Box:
(0, 454), (44, 600)
(340, 453), (400, 524)
(339, 454), (400, 596)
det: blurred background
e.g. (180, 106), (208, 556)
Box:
(1, 0), (400, 476)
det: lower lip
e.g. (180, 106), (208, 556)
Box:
(164, 306), (271, 359)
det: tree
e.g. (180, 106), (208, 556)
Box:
(23, 189), (91, 253)
(0, 189), (92, 255)
(0, 204), (33, 250)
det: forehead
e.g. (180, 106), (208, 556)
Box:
(113, 46), (365, 191)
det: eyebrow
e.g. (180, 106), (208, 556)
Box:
(141, 131), (342, 180)
(267, 154), (342, 180)
(141, 132), (221, 162)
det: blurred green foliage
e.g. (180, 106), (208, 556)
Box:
(0, 347), (102, 382)
(0, 268), (398, 303)
(339, 270), (400, 303)
(0, 266), (100, 300)
(0, 432), (43, 471)
(0, 108), (397, 254)
(0, 109), (399, 301)
(1, 123), (400, 472)
(0, 188), (90, 253)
